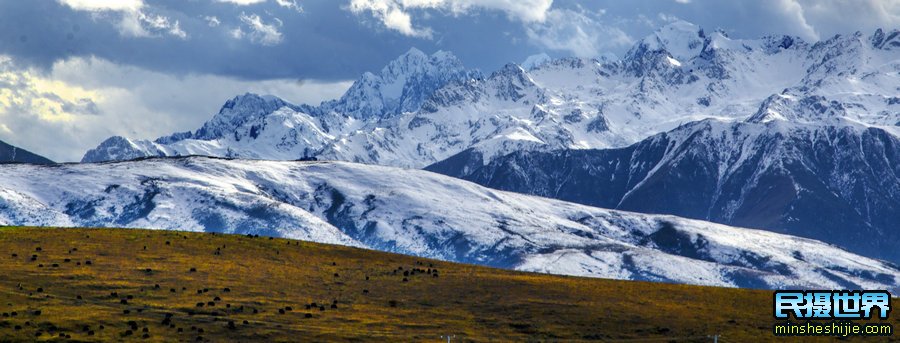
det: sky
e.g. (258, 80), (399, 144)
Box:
(0, 0), (898, 161)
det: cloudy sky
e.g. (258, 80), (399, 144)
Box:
(1, 0), (898, 161)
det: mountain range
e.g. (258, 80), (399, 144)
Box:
(15, 20), (900, 286)
(82, 21), (900, 168)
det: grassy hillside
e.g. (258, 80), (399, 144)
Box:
(0, 227), (895, 342)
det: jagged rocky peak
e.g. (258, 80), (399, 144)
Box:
(326, 47), (479, 119)
(193, 93), (293, 141)
(378, 47), (432, 91)
(871, 28), (900, 50)
(220, 93), (290, 115)
(624, 21), (761, 76)
(622, 20), (709, 79)
(644, 20), (707, 62)
(760, 34), (807, 54)
(531, 56), (595, 72)
(382, 47), (465, 77)
(81, 136), (162, 163)
(487, 63), (540, 101)
(154, 131), (193, 145)
(800, 31), (876, 85)
(747, 93), (847, 124)
(490, 63), (532, 81)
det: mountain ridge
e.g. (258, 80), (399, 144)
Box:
(1, 156), (899, 292)
(0, 139), (54, 164)
(427, 117), (900, 263)
(81, 21), (900, 168)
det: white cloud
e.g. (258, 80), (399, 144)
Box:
(229, 27), (246, 40)
(215, 0), (302, 12)
(216, 0), (267, 4)
(235, 12), (284, 45)
(118, 11), (188, 39)
(347, 0), (553, 38)
(792, 0), (900, 39)
(767, 0), (818, 40)
(657, 0), (900, 43)
(205, 15), (222, 27)
(57, 0), (143, 12)
(58, 0), (187, 39)
(275, 0), (304, 12)
(348, 0), (430, 37)
(525, 8), (633, 57)
(0, 55), (352, 162)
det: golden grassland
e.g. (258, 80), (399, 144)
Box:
(0, 227), (895, 342)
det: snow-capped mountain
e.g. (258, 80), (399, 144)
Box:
(82, 48), (482, 163)
(420, 24), (900, 263)
(427, 118), (900, 263)
(0, 139), (53, 164)
(319, 48), (480, 119)
(1, 156), (898, 291)
(82, 21), (900, 169)
(75, 21), (900, 267)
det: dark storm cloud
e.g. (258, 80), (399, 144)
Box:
(3, 1), (895, 82)
(0, 0), (546, 80)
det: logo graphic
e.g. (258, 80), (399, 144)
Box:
(773, 290), (893, 337)
(774, 290), (891, 319)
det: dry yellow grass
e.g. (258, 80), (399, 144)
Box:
(0, 227), (895, 342)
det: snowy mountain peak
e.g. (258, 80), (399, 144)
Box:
(384, 48), (464, 74)
(622, 22), (709, 80)
(218, 93), (289, 116)
(491, 63), (530, 79)
(487, 63), (540, 101)
(81, 136), (163, 163)
(323, 48), (479, 119)
(401, 46), (427, 58)
(381, 48), (430, 82)
(429, 49), (455, 61)
(642, 20), (706, 62)
(522, 53), (552, 70)
(193, 93), (292, 141)
(747, 93), (847, 124)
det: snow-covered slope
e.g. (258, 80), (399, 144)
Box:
(82, 22), (900, 169)
(411, 25), (900, 264)
(1, 157), (898, 291)
(428, 118), (900, 263)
